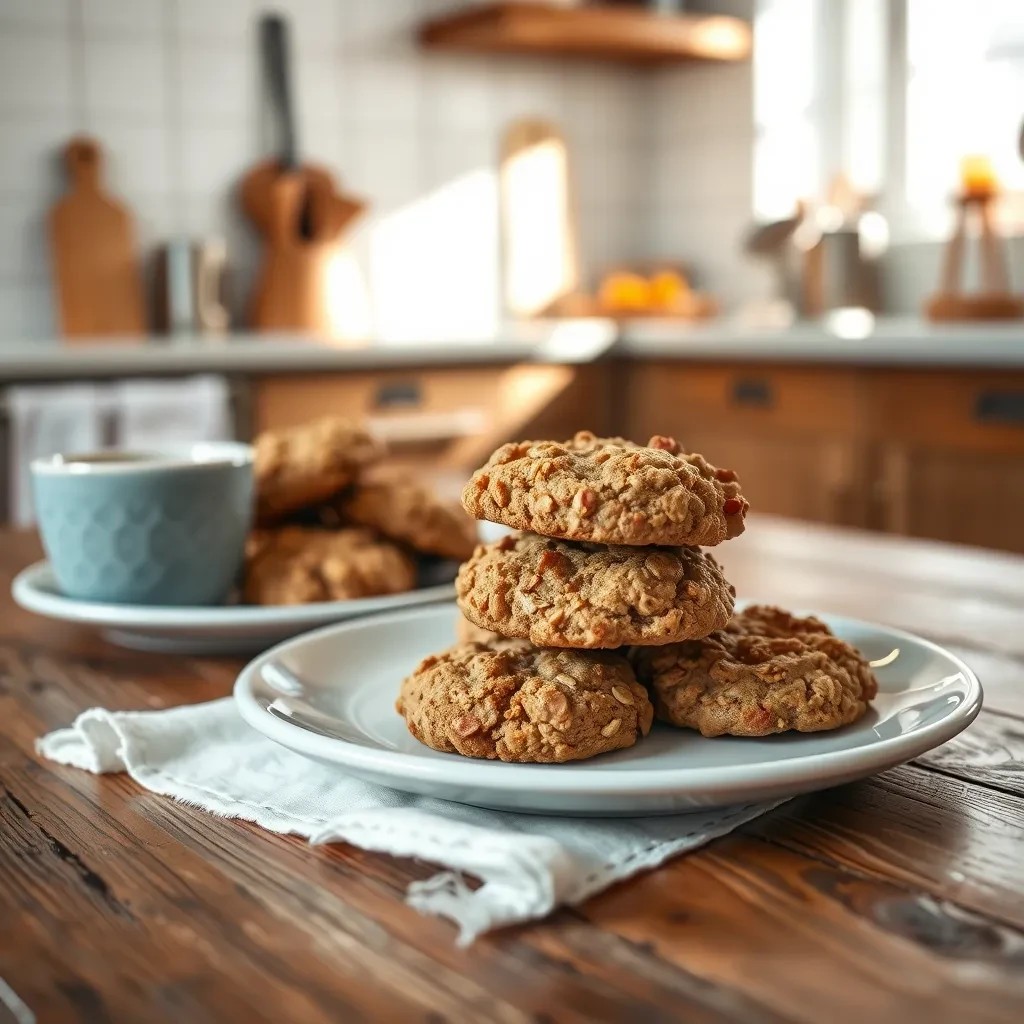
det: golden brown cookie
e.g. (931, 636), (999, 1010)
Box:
(457, 532), (733, 649)
(254, 417), (383, 523)
(243, 527), (415, 605)
(564, 431), (641, 452)
(632, 605), (878, 737)
(335, 480), (478, 560)
(397, 640), (653, 763)
(461, 432), (747, 547)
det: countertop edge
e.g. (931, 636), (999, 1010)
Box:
(2, 318), (1024, 381)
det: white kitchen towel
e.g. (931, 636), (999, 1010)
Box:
(113, 374), (231, 451)
(38, 698), (782, 944)
(6, 383), (106, 527)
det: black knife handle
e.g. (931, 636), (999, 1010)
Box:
(261, 15), (297, 170)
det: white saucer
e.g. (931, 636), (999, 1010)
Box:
(12, 560), (455, 655)
(234, 602), (983, 816)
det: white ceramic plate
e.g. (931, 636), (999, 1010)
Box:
(233, 602), (983, 815)
(11, 560), (456, 655)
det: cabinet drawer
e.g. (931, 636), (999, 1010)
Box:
(252, 363), (596, 470)
(868, 370), (1024, 452)
(255, 367), (513, 432)
(627, 362), (865, 439)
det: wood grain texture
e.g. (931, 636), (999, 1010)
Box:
(2, 523), (1024, 1023)
(626, 363), (1024, 553)
(418, 2), (752, 64)
(49, 137), (145, 339)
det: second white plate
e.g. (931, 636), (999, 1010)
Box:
(12, 560), (456, 655)
(234, 602), (983, 815)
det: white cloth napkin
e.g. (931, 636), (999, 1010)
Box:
(6, 383), (106, 527)
(38, 698), (782, 944)
(113, 374), (231, 451)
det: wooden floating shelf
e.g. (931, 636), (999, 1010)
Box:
(419, 3), (752, 64)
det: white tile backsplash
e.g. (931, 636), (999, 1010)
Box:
(179, 123), (254, 197)
(346, 133), (424, 210)
(0, 0), (71, 30)
(83, 37), (167, 118)
(175, 41), (253, 124)
(0, 114), (72, 197)
(174, 0), (255, 42)
(80, 0), (164, 40)
(293, 55), (346, 128)
(0, 199), (51, 282)
(87, 116), (173, 197)
(0, 0), (758, 343)
(492, 63), (567, 125)
(421, 57), (497, 134)
(0, 29), (74, 116)
(0, 281), (58, 340)
(259, 0), (343, 56)
(348, 0), (419, 53)
(421, 128), (497, 195)
(347, 56), (421, 129)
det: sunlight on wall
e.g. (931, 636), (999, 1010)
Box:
(367, 169), (499, 344)
(324, 246), (373, 343)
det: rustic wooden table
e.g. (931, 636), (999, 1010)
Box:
(2, 517), (1023, 1024)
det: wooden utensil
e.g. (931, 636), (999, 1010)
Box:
(241, 15), (365, 334)
(49, 136), (146, 339)
(500, 118), (581, 318)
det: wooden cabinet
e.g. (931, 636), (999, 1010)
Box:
(872, 445), (1024, 552)
(626, 363), (872, 529)
(866, 370), (1024, 551)
(253, 362), (612, 474)
(626, 362), (1024, 554)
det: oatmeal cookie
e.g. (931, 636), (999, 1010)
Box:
(565, 431), (641, 452)
(243, 526), (415, 605)
(461, 432), (747, 547)
(335, 480), (478, 560)
(457, 532), (733, 649)
(632, 605), (878, 737)
(254, 417), (383, 523)
(397, 640), (653, 762)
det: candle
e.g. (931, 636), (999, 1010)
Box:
(960, 155), (999, 200)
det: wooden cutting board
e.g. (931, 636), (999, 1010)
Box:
(499, 118), (581, 317)
(49, 136), (145, 339)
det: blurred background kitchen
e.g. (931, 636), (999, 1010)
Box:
(1, 0), (1023, 551)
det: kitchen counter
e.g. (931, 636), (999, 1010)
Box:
(1, 317), (1023, 381)
(0, 322), (618, 381)
(620, 316), (1024, 367)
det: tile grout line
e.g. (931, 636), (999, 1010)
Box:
(69, 0), (87, 133)
(164, 0), (185, 233)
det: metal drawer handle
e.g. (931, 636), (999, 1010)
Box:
(973, 391), (1024, 426)
(731, 377), (774, 408)
(374, 380), (422, 408)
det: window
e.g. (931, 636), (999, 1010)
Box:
(753, 0), (1024, 238)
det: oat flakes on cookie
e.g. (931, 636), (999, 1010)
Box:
(335, 479), (478, 561)
(397, 640), (653, 763)
(243, 526), (415, 605)
(461, 431), (747, 547)
(632, 605), (878, 737)
(457, 532), (734, 649)
(254, 417), (384, 523)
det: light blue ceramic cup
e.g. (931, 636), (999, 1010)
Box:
(31, 442), (254, 606)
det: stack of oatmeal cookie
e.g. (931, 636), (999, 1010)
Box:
(397, 431), (878, 762)
(244, 417), (477, 605)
